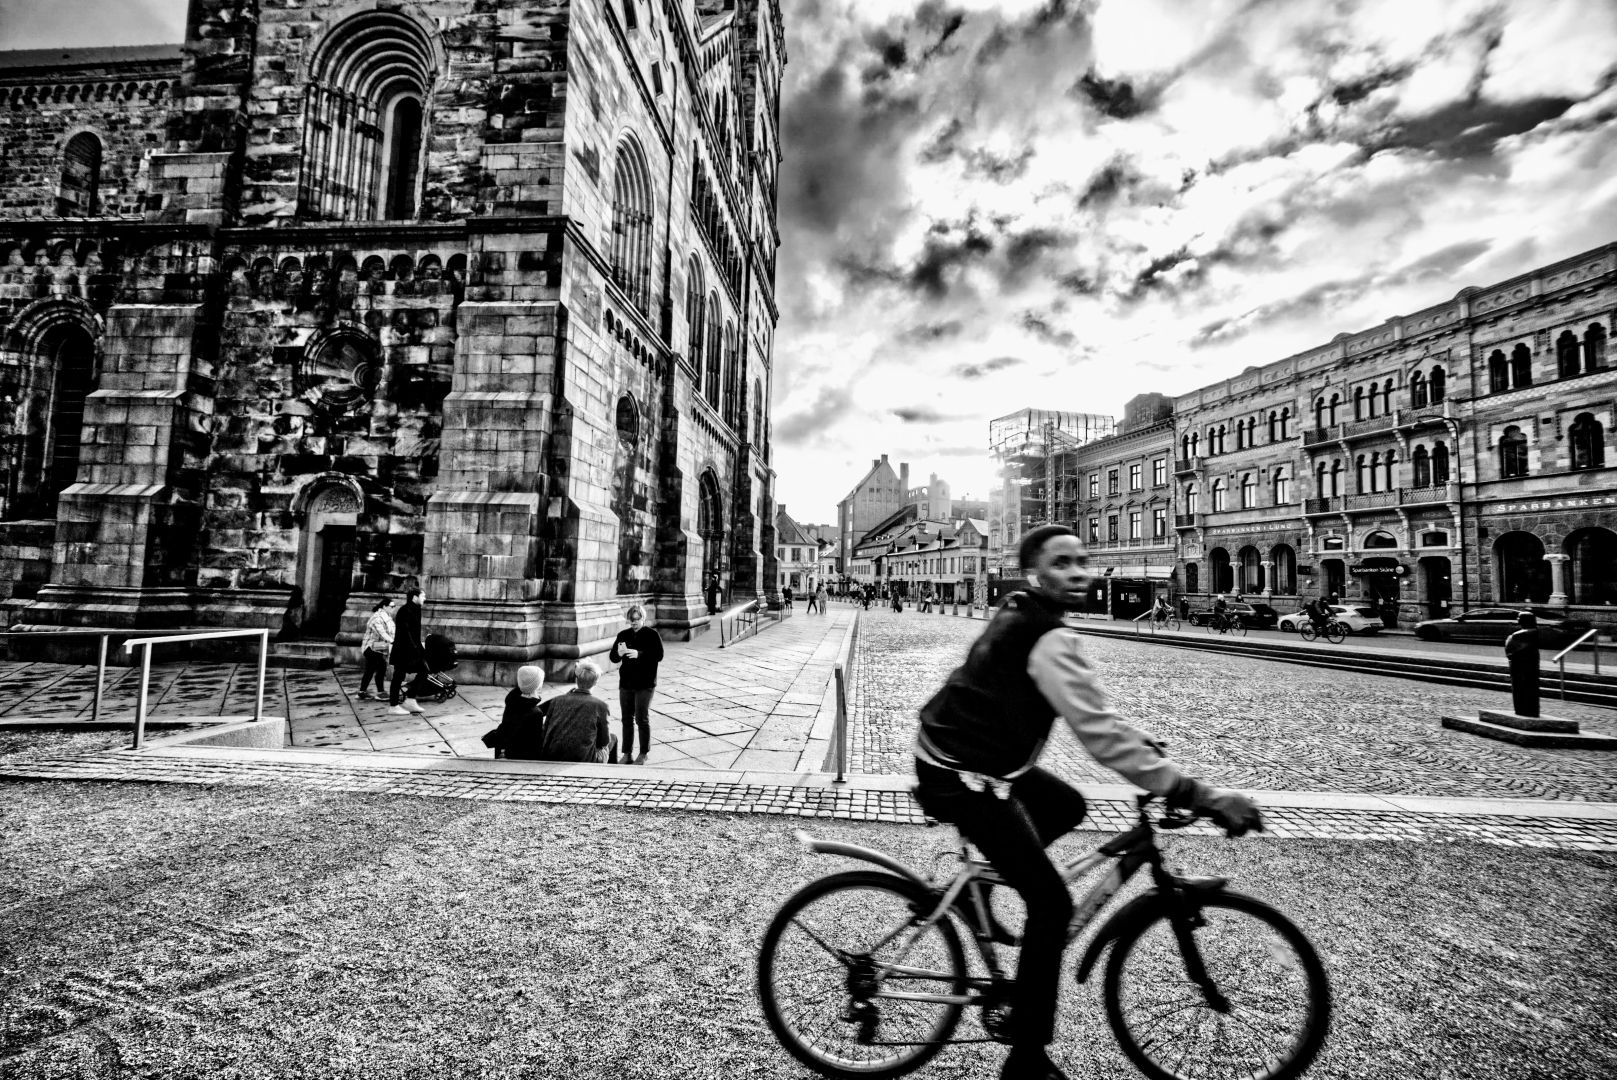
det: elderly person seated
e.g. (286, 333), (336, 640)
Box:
(537, 660), (619, 763)
(485, 665), (547, 759)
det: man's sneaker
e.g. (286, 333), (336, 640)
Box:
(388, 705), (410, 716)
(403, 698), (425, 714)
(357, 691), (373, 701)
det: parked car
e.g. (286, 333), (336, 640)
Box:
(1187, 601), (1279, 630)
(1413, 608), (1593, 646)
(1277, 604), (1383, 635)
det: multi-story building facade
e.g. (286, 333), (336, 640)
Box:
(774, 505), (824, 594)
(988, 407), (1115, 576)
(0, 0), (787, 680)
(875, 517), (988, 603)
(836, 453), (908, 580)
(1174, 242), (1617, 629)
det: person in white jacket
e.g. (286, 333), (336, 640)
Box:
(357, 597), (395, 701)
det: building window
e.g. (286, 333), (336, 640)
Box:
(1184, 484), (1198, 512)
(1088, 472), (1099, 499)
(1128, 511), (1141, 540)
(1088, 517), (1100, 543)
(1432, 441), (1450, 483)
(1488, 350), (1508, 392)
(1558, 330), (1582, 378)
(1354, 386), (1365, 421)
(609, 139), (656, 313)
(1211, 480), (1226, 512)
(1108, 469), (1119, 495)
(1355, 455), (1367, 494)
(1129, 463), (1142, 490)
(57, 132), (102, 216)
(1412, 445), (1430, 488)
(1240, 473), (1256, 509)
(686, 258), (706, 359)
(1152, 458), (1166, 486)
(299, 9), (435, 222)
(1510, 344), (1533, 389)
(1570, 413), (1606, 470)
(1279, 408), (1291, 439)
(705, 290), (722, 405)
(1152, 507), (1167, 538)
(1273, 468), (1291, 504)
(1185, 562), (1199, 593)
(1585, 324), (1609, 371)
(1410, 370), (1427, 408)
(1108, 515), (1119, 541)
(1499, 426), (1529, 478)
(1430, 367), (1446, 403)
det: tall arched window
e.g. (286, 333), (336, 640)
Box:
(1267, 411), (1278, 442)
(57, 132), (102, 216)
(1353, 386), (1365, 421)
(1382, 448), (1396, 490)
(1272, 467), (1290, 504)
(1330, 459), (1343, 496)
(685, 258), (705, 362)
(1488, 350), (1508, 392)
(1355, 454), (1367, 494)
(1369, 451), (1381, 492)
(752, 377), (763, 445)
(1432, 442), (1450, 483)
(1327, 393), (1339, 426)
(1240, 473), (1256, 509)
(1430, 366), (1446, 403)
(1279, 407), (1291, 439)
(1570, 413), (1606, 470)
(1180, 435), (1190, 459)
(3, 315), (97, 520)
(610, 138), (655, 313)
(299, 10), (437, 221)
(1211, 480), (1226, 512)
(1313, 397), (1325, 429)
(1499, 426), (1529, 478)
(1510, 344), (1533, 388)
(1558, 330), (1582, 378)
(1189, 431), (1199, 457)
(705, 291), (722, 406)
(1410, 370), (1427, 408)
(1185, 484), (1198, 513)
(1412, 445), (1431, 488)
(1315, 463), (1328, 498)
(1381, 379), (1393, 415)
(721, 321), (738, 425)
(1586, 324), (1609, 372)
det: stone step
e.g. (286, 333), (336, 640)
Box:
(1477, 709), (1580, 733)
(1441, 715), (1617, 750)
(269, 641), (335, 670)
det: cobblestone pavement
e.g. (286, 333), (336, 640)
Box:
(0, 607), (854, 770)
(849, 608), (1617, 801)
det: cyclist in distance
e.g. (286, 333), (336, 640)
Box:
(1150, 593), (1170, 625)
(913, 524), (1264, 1080)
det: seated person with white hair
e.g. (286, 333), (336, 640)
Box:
(491, 665), (548, 760)
(537, 660), (619, 764)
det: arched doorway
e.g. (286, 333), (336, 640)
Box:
(1237, 545), (1264, 594)
(1494, 531), (1549, 604)
(1358, 556), (1403, 627)
(1270, 543), (1297, 596)
(1567, 527), (1617, 606)
(299, 482), (362, 637)
(1208, 547), (1232, 593)
(1420, 556), (1452, 619)
(3, 319), (97, 520)
(697, 469), (724, 594)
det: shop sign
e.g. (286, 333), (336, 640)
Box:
(1349, 562), (1408, 576)
(1488, 495), (1617, 514)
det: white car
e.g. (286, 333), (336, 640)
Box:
(1277, 604), (1383, 635)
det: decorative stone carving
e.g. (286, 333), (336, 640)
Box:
(307, 484), (361, 515)
(296, 332), (379, 415)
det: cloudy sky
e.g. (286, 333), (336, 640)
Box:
(5, 1), (1617, 525)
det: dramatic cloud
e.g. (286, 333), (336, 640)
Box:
(769, 0), (1617, 520)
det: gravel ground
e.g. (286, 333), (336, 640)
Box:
(2, 782), (1613, 1080)
(850, 611), (1617, 800)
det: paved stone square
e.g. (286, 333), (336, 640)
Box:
(849, 608), (1617, 801)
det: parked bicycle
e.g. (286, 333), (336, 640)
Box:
(1299, 619), (1347, 645)
(758, 794), (1331, 1080)
(1205, 611), (1247, 637)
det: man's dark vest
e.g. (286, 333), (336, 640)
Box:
(917, 589), (1067, 778)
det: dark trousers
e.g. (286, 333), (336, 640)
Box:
(619, 687), (654, 758)
(914, 760), (1087, 1047)
(360, 649), (388, 694)
(389, 664), (418, 706)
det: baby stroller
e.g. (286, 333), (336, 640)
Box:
(407, 633), (459, 703)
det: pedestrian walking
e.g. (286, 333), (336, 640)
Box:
(1505, 612), (1541, 718)
(388, 586), (427, 716)
(815, 583), (828, 614)
(783, 584), (795, 611)
(357, 597), (395, 700)
(608, 604), (663, 764)
(705, 573), (721, 615)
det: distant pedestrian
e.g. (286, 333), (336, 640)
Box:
(539, 661), (618, 763)
(805, 587), (819, 614)
(892, 591), (903, 613)
(609, 604), (663, 764)
(705, 574), (721, 616)
(1505, 612), (1541, 718)
(357, 597), (395, 701)
(783, 584), (795, 611)
(815, 583), (828, 613)
(389, 586), (427, 716)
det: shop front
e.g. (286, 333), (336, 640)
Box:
(1350, 558), (1408, 628)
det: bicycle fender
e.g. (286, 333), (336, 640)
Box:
(792, 830), (929, 890)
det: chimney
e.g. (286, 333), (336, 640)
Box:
(900, 463), (909, 490)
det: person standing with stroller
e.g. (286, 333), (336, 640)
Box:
(389, 587), (427, 716)
(358, 597), (395, 701)
(608, 604), (663, 764)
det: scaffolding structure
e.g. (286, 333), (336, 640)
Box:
(989, 408), (1115, 571)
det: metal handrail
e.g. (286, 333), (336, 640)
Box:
(124, 628), (270, 749)
(0, 627), (224, 726)
(718, 600), (763, 648)
(1555, 628), (1603, 700)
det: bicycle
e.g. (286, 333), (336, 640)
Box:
(1299, 619), (1346, 645)
(1147, 610), (1181, 633)
(757, 795), (1331, 1080)
(1205, 611), (1247, 637)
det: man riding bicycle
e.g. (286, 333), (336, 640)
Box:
(1306, 595), (1331, 634)
(1150, 595), (1171, 624)
(912, 525), (1263, 1080)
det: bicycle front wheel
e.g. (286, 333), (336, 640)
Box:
(1166, 616), (1181, 632)
(1103, 891), (1330, 1080)
(758, 870), (968, 1079)
(1325, 623), (1346, 644)
(1230, 619), (1248, 637)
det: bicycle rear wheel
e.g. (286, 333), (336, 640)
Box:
(1103, 891), (1330, 1080)
(758, 870), (968, 1079)
(1324, 623), (1346, 644)
(1298, 624), (1317, 643)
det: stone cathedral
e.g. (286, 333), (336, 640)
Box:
(0, 1), (786, 680)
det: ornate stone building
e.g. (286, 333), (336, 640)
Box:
(0, 0), (785, 680)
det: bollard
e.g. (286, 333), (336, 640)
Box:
(953, 598), (959, 616)
(833, 663), (848, 784)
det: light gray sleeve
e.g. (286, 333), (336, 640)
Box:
(1026, 628), (1187, 797)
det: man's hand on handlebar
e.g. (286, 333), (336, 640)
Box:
(1170, 779), (1266, 838)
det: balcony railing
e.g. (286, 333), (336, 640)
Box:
(1174, 457), (1199, 474)
(1304, 496), (1340, 514)
(1174, 513), (1199, 528)
(1402, 482), (1457, 504)
(1301, 427), (1336, 447)
(1344, 490), (1399, 510)
(1399, 401), (1451, 427)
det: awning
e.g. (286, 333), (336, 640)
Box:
(1102, 566), (1174, 580)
